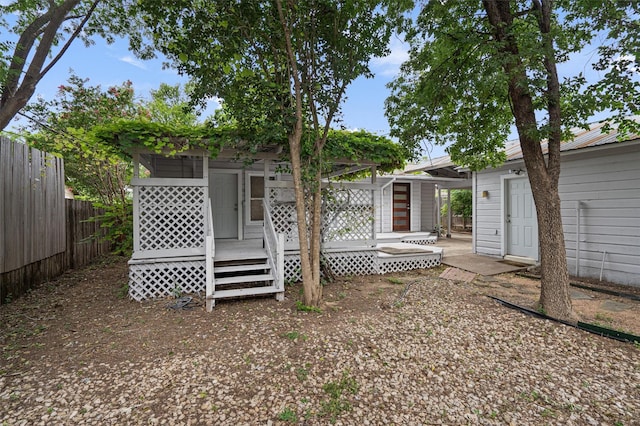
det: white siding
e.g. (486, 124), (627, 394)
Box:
(559, 146), (640, 285)
(475, 166), (507, 257)
(475, 143), (640, 286)
(420, 182), (436, 231)
(374, 189), (383, 233)
(410, 182), (421, 231)
(381, 186), (392, 232)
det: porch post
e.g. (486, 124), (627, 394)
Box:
(447, 188), (452, 238)
(437, 186), (442, 237)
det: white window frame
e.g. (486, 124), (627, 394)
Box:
(245, 172), (275, 225)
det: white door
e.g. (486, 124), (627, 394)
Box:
(506, 178), (538, 259)
(209, 172), (238, 239)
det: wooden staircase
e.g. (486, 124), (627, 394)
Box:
(208, 242), (283, 307)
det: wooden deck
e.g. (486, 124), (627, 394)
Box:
(213, 239), (266, 261)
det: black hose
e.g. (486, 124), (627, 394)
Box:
(488, 296), (640, 344)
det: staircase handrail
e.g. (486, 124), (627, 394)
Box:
(263, 198), (284, 292)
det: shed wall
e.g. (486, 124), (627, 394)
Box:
(475, 143), (640, 286)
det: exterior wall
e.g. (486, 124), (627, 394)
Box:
(420, 182), (436, 232)
(475, 142), (640, 286)
(381, 185), (392, 232)
(559, 145), (640, 286)
(475, 165), (509, 258)
(410, 182), (421, 231)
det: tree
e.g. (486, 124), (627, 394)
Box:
(0, 0), (150, 131)
(138, 0), (408, 307)
(386, 1), (639, 320)
(145, 83), (199, 126)
(22, 74), (147, 204)
(20, 75), (152, 253)
(441, 190), (472, 219)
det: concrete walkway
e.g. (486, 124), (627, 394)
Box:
(436, 233), (529, 276)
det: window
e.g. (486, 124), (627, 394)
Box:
(249, 175), (265, 222)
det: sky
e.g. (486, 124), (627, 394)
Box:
(3, 28), (431, 155)
(2, 7), (628, 163)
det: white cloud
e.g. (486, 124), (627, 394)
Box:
(119, 55), (147, 70)
(612, 54), (639, 72)
(206, 96), (222, 109)
(370, 37), (409, 77)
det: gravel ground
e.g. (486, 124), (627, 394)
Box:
(1, 258), (639, 425)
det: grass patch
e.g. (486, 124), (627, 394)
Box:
(296, 363), (311, 382)
(281, 331), (308, 341)
(278, 407), (298, 422)
(319, 371), (359, 423)
(296, 301), (322, 313)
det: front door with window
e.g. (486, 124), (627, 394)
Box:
(392, 183), (410, 231)
(209, 172), (239, 239)
(506, 178), (538, 259)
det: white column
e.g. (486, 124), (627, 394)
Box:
(447, 188), (452, 238)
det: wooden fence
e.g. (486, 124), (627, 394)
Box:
(0, 137), (111, 303)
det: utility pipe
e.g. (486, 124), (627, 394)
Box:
(600, 250), (607, 281)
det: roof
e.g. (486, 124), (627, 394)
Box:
(406, 117), (640, 175)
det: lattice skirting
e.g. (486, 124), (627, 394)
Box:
(129, 260), (205, 301)
(377, 255), (441, 274)
(402, 237), (438, 245)
(284, 250), (441, 282)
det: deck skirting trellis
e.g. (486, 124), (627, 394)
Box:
(284, 248), (442, 283)
(128, 257), (206, 301)
(127, 248), (442, 301)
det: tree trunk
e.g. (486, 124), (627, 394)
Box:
(276, 0), (322, 307)
(533, 184), (573, 318)
(483, 0), (574, 321)
(307, 170), (324, 306)
(0, 0), (85, 131)
(289, 134), (320, 307)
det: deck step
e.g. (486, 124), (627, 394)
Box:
(214, 251), (268, 262)
(214, 263), (270, 274)
(214, 273), (274, 285)
(211, 285), (281, 299)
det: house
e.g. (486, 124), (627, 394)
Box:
(125, 138), (462, 311)
(414, 119), (640, 287)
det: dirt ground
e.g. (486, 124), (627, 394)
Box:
(0, 255), (639, 424)
(1, 255), (637, 374)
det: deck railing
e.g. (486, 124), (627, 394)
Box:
(265, 180), (376, 250)
(131, 178), (208, 259)
(263, 199), (284, 292)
